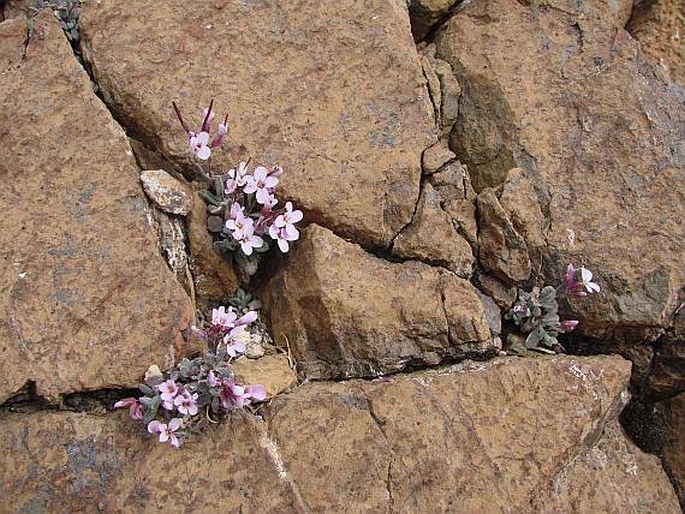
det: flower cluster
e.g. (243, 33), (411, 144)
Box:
(173, 99), (303, 277)
(114, 305), (266, 448)
(506, 264), (600, 352)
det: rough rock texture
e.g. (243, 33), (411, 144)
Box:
(79, 0), (436, 247)
(628, 0), (685, 85)
(0, 13), (194, 403)
(532, 421), (681, 513)
(499, 167), (547, 251)
(266, 355), (678, 512)
(392, 182), (474, 276)
(648, 305), (685, 398)
(231, 354), (298, 399)
(409, 0), (457, 42)
(187, 191), (239, 307)
(140, 169), (193, 216)
(421, 139), (456, 176)
(477, 188), (531, 283)
(657, 393), (685, 507)
(0, 411), (301, 512)
(421, 44), (462, 135)
(262, 224), (493, 379)
(436, 0), (685, 339)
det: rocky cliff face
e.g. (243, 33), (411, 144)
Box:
(0, 0), (682, 511)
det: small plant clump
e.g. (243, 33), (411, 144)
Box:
(172, 99), (303, 277)
(114, 303), (266, 448)
(506, 264), (600, 353)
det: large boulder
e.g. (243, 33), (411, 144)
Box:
(266, 354), (678, 512)
(0, 13), (193, 403)
(434, 0), (685, 340)
(262, 224), (494, 379)
(78, 0), (436, 247)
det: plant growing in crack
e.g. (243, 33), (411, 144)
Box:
(505, 264), (600, 353)
(113, 302), (266, 448)
(172, 99), (303, 278)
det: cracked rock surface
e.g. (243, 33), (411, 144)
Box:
(2, 355), (679, 513)
(78, 0), (436, 247)
(0, 13), (195, 403)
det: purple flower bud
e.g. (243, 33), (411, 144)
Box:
(559, 320), (579, 333)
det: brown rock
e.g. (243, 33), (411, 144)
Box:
(436, 0), (685, 337)
(392, 182), (474, 276)
(265, 355), (668, 512)
(422, 43), (462, 134)
(421, 139), (456, 176)
(657, 393), (685, 507)
(0, 411), (300, 512)
(628, 0), (685, 85)
(478, 273), (518, 310)
(429, 160), (479, 246)
(409, 0), (457, 42)
(0, 13), (194, 403)
(79, 0), (435, 247)
(187, 191), (239, 307)
(262, 224), (493, 379)
(499, 167), (546, 250)
(140, 169), (193, 216)
(477, 188), (531, 283)
(231, 354), (298, 399)
(532, 421), (681, 513)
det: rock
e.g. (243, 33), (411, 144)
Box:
(648, 338), (685, 398)
(392, 182), (474, 277)
(187, 192), (239, 308)
(656, 393), (685, 507)
(478, 273), (518, 310)
(154, 213), (190, 294)
(476, 291), (502, 336)
(499, 167), (546, 250)
(532, 421), (680, 513)
(477, 188), (531, 283)
(429, 160), (479, 246)
(422, 44), (462, 134)
(139, 169), (193, 216)
(265, 355), (667, 512)
(0, 13), (194, 403)
(436, 0), (685, 337)
(231, 354), (297, 399)
(0, 411), (300, 512)
(79, 0), (435, 247)
(628, 0), (685, 84)
(262, 224), (493, 379)
(408, 0), (457, 42)
(421, 139), (456, 176)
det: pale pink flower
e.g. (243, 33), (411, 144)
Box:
(113, 398), (144, 420)
(226, 212), (254, 241)
(246, 384), (267, 402)
(269, 224), (299, 253)
(207, 370), (221, 387)
(225, 162), (250, 194)
(211, 118), (229, 148)
(219, 379), (248, 409)
(580, 267), (600, 294)
(237, 224), (264, 256)
(565, 264), (588, 298)
(174, 390), (199, 416)
(558, 320), (579, 333)
(274, 201), (303, 238)
(223, 326), (248, 357)
(148, 419), (182, 448)
(268, 165), (284, 178)
(244, 166), (279, 204)
(212, 306), (238, 328)
(189, 131), (212, 160)
(158, 379), (179, 402)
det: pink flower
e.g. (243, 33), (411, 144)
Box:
(559, 320), (579, 333)
(113, 398), (144, 420)
(174, 390), (199, 416)
(274, 201), (303, 238)
(244, 166), (279, 205)
(237, 223), (264, 256)
(189, 131), (212, 160)
(579, 267), (600, 294)
(207, 370), (221, 387)
(158, 379), (179, 402)
(226, 212), (254, 241)
(225, 162), (250, 194)
(219, 379), (248, 409)
(211, 118), (229, 148)
(223, 326), (248, 357)
(245, 384), (267, 402)
(269, 224), (299, 253)
(268, 165), (284, 178)
(213, 306), (241, 330)
(148, 418), (182, 448)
